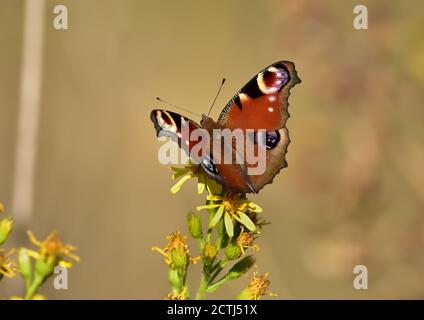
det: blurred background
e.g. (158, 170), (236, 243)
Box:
(1, 0), (424, 299)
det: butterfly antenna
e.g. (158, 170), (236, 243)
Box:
(156, 97), (201, 117)
(207, 78), (226, 116)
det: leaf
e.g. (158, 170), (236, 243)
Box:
(227, 255), (255, 280)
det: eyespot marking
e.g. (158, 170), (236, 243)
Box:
(253, 130), (281, 149)
(257, 68), (289, 94)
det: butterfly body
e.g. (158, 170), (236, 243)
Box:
(151, 61), (301, 194)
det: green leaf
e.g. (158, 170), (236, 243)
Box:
(227, 255), (255, 280)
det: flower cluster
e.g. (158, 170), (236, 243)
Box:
(0, 203), (15, 281)
(153, 163), (275, 300)
(0, 201), (79, 299)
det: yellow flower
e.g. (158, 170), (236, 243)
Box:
(170, 161), (222, 195)
(0, 203), (14, 246)
(0, 248), (17, 278)
(25, 230), (80, 268)
(0, 216), (14, 246)
(237, 271), (276, 300)
(152, 231), (200, 268)
(196, 194), (262, 237)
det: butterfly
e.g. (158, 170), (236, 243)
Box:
(151, 61), (301, 194)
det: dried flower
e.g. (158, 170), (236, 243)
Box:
(236, 271), (276, 300)
(0, 249), (17, 278)
(237, 228), (259, 255)
(166, 287), (187, 300)
(25, 230), (80, 271)
(152, 231), (200, 268)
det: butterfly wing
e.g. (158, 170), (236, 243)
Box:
(150, 109), (202, 157)
(217, 61), (301, 193)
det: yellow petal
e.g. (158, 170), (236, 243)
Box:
(25, 249), (41, 260)
(58, 260), (73, 268)
(209, 206), (224, 228)
(170, 174), (193, 194)
(224, 214), (234, 237)
(206, 195), (223, 201)
(26, 230), (42, 247)
(248, 202), (263, 213)
(196, 204), (221, 211)
(238, 211), (256, 231)
(197, 175), (206, 194)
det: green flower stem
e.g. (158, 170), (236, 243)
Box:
(24, 274), (45, 300)
(207, 275), (230, 293)
(195, 209), (215, 300)
(197, 238), (205, 252)
(195, 274), (208, 300)
(205, 213), (214, 244)
(185, 285), (190, 300)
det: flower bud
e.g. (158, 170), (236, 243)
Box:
(34, 255), (55, 279)
(0, 217), (14, 245)
(187, 212), (202, 239)
(227, 255), (255, 280)
(236, 272), (274, 300)
(168, 269), (181, 289)
(18, 249), (32, 281)
(224, 243), (242, 261)
(171, 247), (188, 269)
(203, 244), (217, 265)
(236, 287), (255, 300)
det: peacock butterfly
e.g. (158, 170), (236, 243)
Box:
(150, 61), (301, 194)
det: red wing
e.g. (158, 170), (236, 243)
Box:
(217, 61), (300, 131)
(216, 61), (301, 193)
